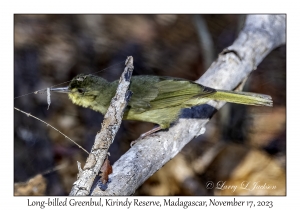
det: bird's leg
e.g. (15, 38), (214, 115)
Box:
(140, 126), (162, 138)
(130, 126), (162, 147)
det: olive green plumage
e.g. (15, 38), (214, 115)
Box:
(66, 74), (272, 129)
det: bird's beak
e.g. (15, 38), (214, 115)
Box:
(50, 87), (70, 93)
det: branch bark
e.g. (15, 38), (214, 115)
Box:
(91, 15), (286, 196)
(69, 56), (134, 196)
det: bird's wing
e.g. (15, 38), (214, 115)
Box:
(127, 76), (160, 113)
(128, 76), (215, 113)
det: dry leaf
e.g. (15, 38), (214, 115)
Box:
(100, 157), (112, 185)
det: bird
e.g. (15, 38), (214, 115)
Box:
(51, 74), (272, 138)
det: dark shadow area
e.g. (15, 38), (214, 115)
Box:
(180, 104), (218, 120)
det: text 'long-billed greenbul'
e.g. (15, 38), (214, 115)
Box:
(51, 74), (272, 136)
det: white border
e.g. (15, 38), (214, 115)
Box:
(4, 0), (294, 209)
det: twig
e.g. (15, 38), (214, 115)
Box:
(193, 14), (215, 70)
(69, 56), (134, 196)
(91, 15), (286, 196)
(14, 107), (89, 154)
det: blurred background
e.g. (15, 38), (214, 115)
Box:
(14, 14), (286, 196)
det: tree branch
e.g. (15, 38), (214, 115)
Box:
(91, 15), (286, 196)
(193, 14), (215, 70)
(69, 56), (134, 196)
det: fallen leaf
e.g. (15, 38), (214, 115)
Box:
(100, 157), (112, 185)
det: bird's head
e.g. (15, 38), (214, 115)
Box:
(51, 74), (109, 109)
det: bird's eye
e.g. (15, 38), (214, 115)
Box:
(78, 88), (84, 94)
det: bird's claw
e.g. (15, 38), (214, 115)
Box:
(130, 136), (143, 147)
(130, 132), (161, 147)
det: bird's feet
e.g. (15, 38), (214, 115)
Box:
(130, 126), (162, 147)
(130, 136), (143, 147)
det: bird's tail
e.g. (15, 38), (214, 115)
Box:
(211, 89), (273, 107)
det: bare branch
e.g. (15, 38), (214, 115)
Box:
(91, 15), (286, 196)
(69, 56), (134, 196)
(14, 107), (89, 154)
(193, 14), (215, 70)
